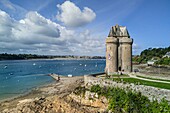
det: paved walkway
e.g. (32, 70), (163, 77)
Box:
(129, 73), (170, 84)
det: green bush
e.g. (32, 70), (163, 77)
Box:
(132, 46), (170, 65)
(155, 57), (170, 65)
(90, 84), (102, 95)
(90, 85), (170, 113)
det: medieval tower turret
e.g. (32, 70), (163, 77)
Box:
(105, 24), (133, 75)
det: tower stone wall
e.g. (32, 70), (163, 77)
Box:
(105, 25), (133, 75)
(106, 37), (118, 74)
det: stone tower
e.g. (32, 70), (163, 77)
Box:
(105, 24), (133, 75)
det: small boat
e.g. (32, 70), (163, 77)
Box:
(33, 63), (36, 66)
(4, 66), (7, 69)
(68, 74), (72, 77)
(84, 64), (87, 67)
(79, 64), (82, 66)
(9, 73), (13, 75)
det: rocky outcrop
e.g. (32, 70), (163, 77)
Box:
(1, 76), (109, 113)
(2, 92), (108, 113)
(69, 91), (108, 112)
(2, 97), (55, 113)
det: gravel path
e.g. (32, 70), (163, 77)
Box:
(129, 73), (170, 84)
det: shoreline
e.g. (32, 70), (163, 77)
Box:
(0, 75), (84, 112)
(0, 74), (72, 103)
(0, 79), (56, 103)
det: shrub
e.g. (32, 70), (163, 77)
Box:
(90, 85), (170, 113)
(90, 84), (102, 95)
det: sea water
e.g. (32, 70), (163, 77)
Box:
(0, 59), (105, 101)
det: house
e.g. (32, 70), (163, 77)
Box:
(147, 60), (155, 66)
(163, 52), (170, 58)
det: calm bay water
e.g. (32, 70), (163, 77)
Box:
(0, 59), (105, 101)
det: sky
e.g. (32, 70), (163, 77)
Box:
(0, 0), (170, 56)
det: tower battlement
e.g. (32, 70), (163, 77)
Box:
(106, 37), (118, 43)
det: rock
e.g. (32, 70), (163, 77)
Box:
(108, 110), (112, 113)
(22, 107), (31, 113)
(3, 108), (9, 112)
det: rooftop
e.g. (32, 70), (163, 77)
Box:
(108, 24), (130, 37)
(165, 52), (170, 56)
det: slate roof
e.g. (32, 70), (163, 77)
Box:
(108, 24), (130, 37)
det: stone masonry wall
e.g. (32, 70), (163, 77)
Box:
(84, 75), (170, 102)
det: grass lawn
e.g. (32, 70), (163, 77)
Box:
(113, 78), (170, 90)
(136, 75), (170, 82)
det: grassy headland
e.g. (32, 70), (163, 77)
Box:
(133, 46), (170, 65)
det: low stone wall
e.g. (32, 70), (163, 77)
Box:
(84, 75), (170, 102)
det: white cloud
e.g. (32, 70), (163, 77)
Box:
(0, 10), (61, 53)
(133, 43), (137, 49)
(0, 10), (104, 56)
(0, 0), (27, 19)
(1, 0), (15, 10)
(56, 1), (96, 27)
(132, 43), (140, 55)
(14, 11), (60, 40)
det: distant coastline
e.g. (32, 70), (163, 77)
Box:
(0, 53), (105, 61)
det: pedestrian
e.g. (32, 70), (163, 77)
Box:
(58, 75), (60, 81)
